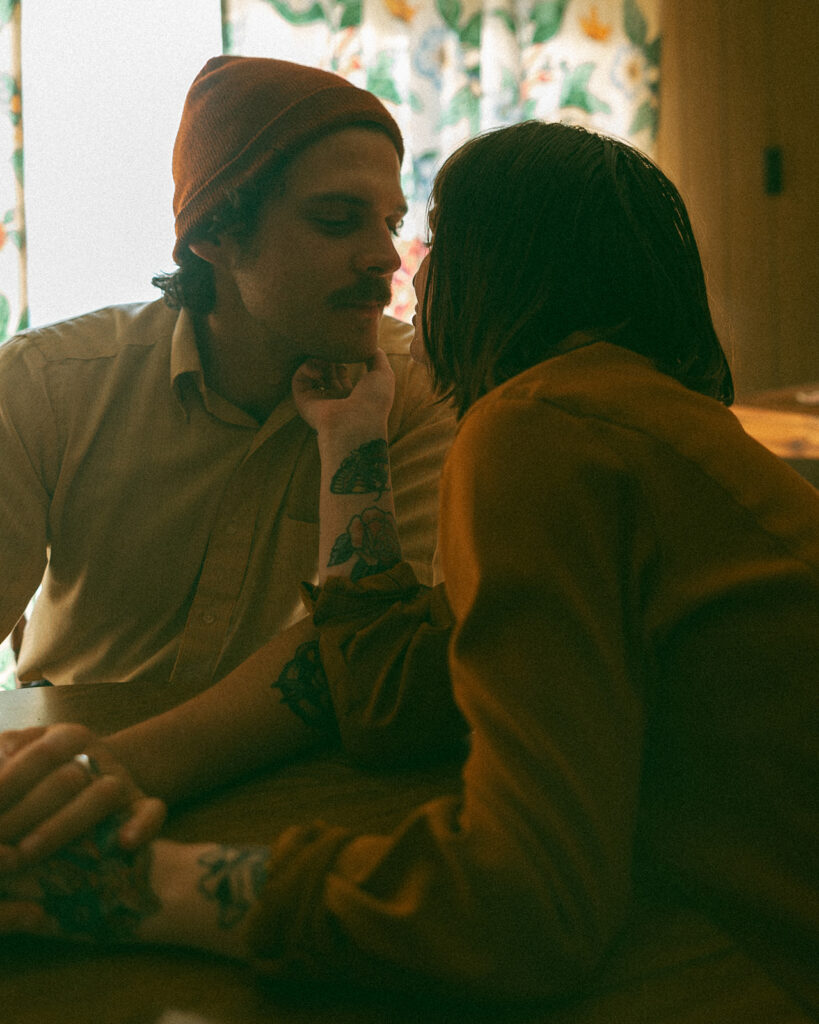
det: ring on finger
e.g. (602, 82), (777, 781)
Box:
(72, 752), (102, 781)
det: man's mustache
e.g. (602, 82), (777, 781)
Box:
(329, 278), (392, 308)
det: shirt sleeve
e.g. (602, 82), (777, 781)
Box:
(245, 394), (647, 1001)
(0, 337), (55, 640)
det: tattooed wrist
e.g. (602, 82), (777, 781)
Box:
(329, 439), (390, 500)
(328, 506), (401, 580)
(196, 845), (269, 930)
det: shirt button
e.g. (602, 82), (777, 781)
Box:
(226, 522), (238, 535)
(201, 612), (215, 624)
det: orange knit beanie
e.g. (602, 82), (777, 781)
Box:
(172, 55), (404, 262)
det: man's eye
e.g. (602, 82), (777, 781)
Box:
(314, 218), (356, 235)
(390, 219), (404, 238)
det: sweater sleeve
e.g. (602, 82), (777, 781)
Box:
(245, 395), (648, 1001)
(303, 563), (467, 768)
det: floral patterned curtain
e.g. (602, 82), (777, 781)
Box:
(0, 0), (25, 345)
(222, 0), (661, 318)
(0, 0), (25, 689)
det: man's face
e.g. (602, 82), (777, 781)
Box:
(220, 127), (406, 365)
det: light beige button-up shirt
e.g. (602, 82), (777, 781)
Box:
(0, 299), (453, 686)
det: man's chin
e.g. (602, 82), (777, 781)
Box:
(330, 318), (382, 362)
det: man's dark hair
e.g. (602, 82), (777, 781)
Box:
(420, 121), (733, 417)
(152, 163), (286, 315)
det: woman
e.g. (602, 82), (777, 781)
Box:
(1, 122), (817, 1017)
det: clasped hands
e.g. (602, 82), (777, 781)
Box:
(0, 722), (167, 936)
(0, 726), (267, 960)
(0, 723), (166, 871)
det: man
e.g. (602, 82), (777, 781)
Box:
(0, 56), (452, 688)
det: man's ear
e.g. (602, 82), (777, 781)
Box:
(188, 239), (223, 266)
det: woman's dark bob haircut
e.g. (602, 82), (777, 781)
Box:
(420, 121), (733, 416)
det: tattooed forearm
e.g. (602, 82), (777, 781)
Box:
(0, 815), (160, 942)
(328, 506), (401, 580)
(330, 439), (390, 500)
(197, 845), (269, 929)
(272, 640), (337, 734)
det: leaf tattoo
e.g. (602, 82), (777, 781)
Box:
(330, 439), (390, 500)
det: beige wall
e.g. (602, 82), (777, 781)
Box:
(656, 0), (818, 396)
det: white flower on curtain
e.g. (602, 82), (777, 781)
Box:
(223, 0), (660, 320)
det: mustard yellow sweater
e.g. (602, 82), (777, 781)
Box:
(247, 344), (819, 1016)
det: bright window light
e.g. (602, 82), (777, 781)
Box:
(21, 0), (223, 328)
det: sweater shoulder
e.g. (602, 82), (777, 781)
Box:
(458, 343), (742, 464)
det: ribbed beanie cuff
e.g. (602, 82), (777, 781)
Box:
(172, 55), (404, 262)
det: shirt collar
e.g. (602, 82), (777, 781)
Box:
(169, 306), (300, 437)
(170, 306), (206, 398)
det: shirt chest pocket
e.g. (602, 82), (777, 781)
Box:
(278, 434), (321, 525)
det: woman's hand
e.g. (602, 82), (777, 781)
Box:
(0, 724), (166, 872)
(293, 351), (401, 583)
(0, 827), (267, 963)
(292, 350), (395, 438)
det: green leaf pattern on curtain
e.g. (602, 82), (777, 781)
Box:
(223, 0), (660, 321)
(0, 0), (25, 350)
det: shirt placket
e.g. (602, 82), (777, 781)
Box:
(169, 408), (304, 688)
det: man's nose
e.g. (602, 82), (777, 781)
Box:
(353, 228), (402, 277)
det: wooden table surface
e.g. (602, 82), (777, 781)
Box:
(733, 381), (819, 461)
(0, 685), (811, 1024)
